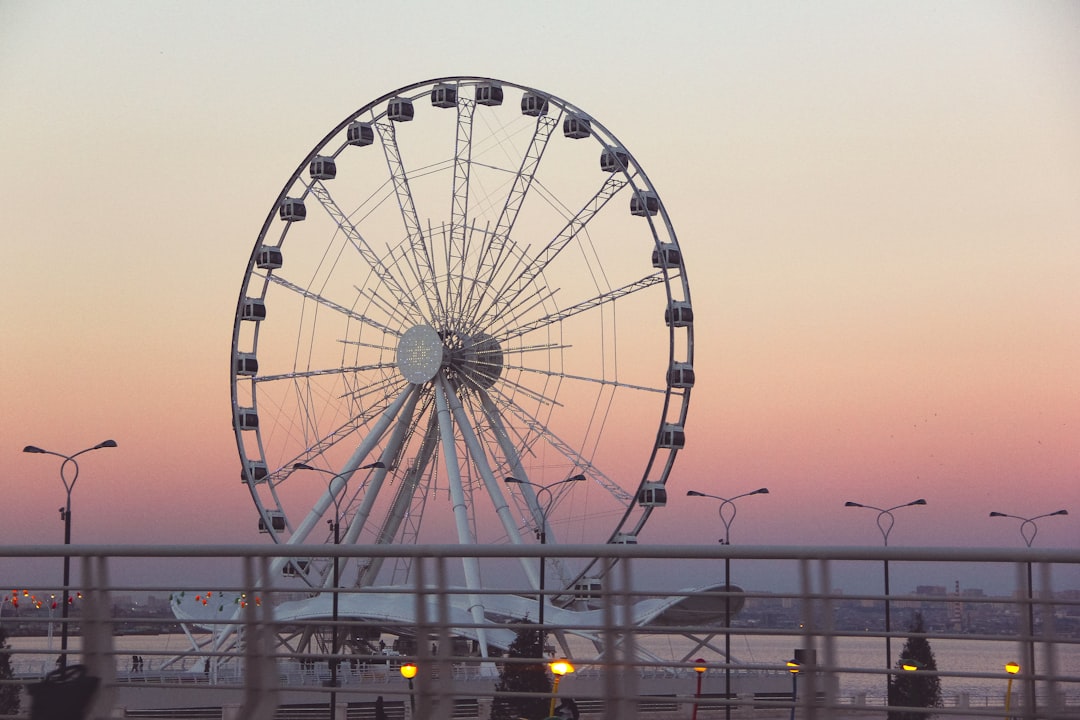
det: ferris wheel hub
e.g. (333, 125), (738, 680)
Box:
(396, 324), (444, 384)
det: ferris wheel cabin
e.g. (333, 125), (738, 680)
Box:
(611, 533), (639, 545)
(279, 197), (307, 222)
(667, 362), (695, 388)
(431, 84), (457, 108)
(236, 407), (259, 430)
(475, 82), (503, 106)
(242, 459), (268, 483)
(347, 121), (375, 146)
(241, 298), (267, 321)
(255, 246), (283, 270)
(563, 115), (591, 139)
(258, 510), (286, 533)
(309, 156), (337, 180)
(658, 423), (686, 449)
(630, 192), (660, 217)
(637, 481), (668, 507)
(652, 244), (681, 269)
(520, 92), (549, 117)
(664, 301), (693, 327)
(387, 97), (415, 122)
(235, 352), (258, 376)
(601, 149), (629, 172)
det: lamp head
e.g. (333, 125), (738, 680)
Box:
(95, 439), (118, 449)
(908, 498), (927, 506)
(752, 487), (769, 495)
(549, 659), (574, 676)
(361, 461), (386, 470)
(686, 490), (706, 497)
(566, 473), (586, 482)
(786, 660), (800, 674)
(1050, 509), (1069, 517)
(399, 662), (417, 679)
(900, 659), (924, 672)
(989, 511), (1007, 517)
(693, 658), (707, 674)
(23, 446), (46, 454)
(844, 501), (863, 508)
(293, 462), (315, 471)
(1005, 662), (1020, 675)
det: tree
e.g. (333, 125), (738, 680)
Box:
(490, 620), (552, 720)
(0, 626), (21, 716)
(887, 612), (942, 720)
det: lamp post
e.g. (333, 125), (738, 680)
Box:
(548, 658), (574, 716)
(400, 661), (417, 714)
(293, 460), (385, 718)
(1004, 661), (1020, 720)
(989, 508), (1068, 717)
(691, 659), (706, 720)
(23, 438), (117, 670)
(687, 487), (769, 720)
(503, 473), (585, 653)
(844, 497), (926, 696)
(786, 660), (800, 720)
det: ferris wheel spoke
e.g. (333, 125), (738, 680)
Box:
(253, 362), (395, 384)
(307, 180), (427, 323)
(464, 113), (560, 321)
(265, 273), (401, 336)
(495, 272), (667, 342)
(375, 119), (446, 325)
(477, 174), (628, 327)
(505, 364), (666, 396)
(491, 388), (633, 505)
(447, 96), (476, 321)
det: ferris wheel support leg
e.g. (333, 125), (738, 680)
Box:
(434, 377), (491, 657)
(442, 379), (533, 555)
(267, 385), (417, 581)
(478, 391), (543, 589)
(332, 387), (422, 585)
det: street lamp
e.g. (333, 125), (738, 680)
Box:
(687, 487), (769, 720)
(23, 438), (117, 670)
(786, 660), (801, 720)
(989, 508), (1068, 716)
(1005, 661), (1020, 720)
(399, 661), (417, 713)
(292, 460), (385, 717)
(548, 658), (574, 716)
(691, 659), (707, 720)
(844, 497), (926, 695)
(503, 473), (585, 652)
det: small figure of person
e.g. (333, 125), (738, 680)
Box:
(554, 698), (580, 720)
(374, 695), (388, 720)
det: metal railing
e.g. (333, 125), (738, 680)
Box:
(0, 543), (1077, 719)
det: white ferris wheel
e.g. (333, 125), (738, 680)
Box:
(230, 76), (694, 636)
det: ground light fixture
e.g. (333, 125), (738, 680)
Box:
(692, 659), (707, 720)
(786, 660), (800, 720)
(399, 662), (418, 712)
(548, 659), (574, 716)
(1005, 661), (1020, 719)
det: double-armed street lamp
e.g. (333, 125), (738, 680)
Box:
(503, 473), (586, 652)
(844, 497), (926, 692)
(292, 460), (385, 717)
(989, 508), (1068, 716)
(23, 438), (118, 670)
(686, 487), (769, 720)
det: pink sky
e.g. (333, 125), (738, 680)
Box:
(1, 2), (1076, 590)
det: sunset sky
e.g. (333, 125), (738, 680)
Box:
(1, 1), (1077, 592)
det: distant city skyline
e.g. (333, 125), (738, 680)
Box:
(2, 2), (1076, 589)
